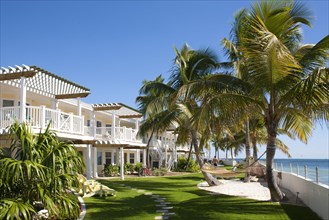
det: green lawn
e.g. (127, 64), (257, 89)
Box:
(84, 173), (320, 220)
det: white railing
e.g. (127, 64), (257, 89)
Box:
(0, 106), (21, 129)
(0, 106), (84, 135)
(95, 126), (141, 143)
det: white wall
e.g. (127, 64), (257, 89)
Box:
(275, 171), (329, 220)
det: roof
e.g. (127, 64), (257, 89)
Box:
(0, 64), (90, 99)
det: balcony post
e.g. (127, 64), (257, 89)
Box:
(57, 109), (61, 130)
(19, 77), (27, 123)
(77, 97), (82, 116)
(111, 110), (116, 141)
(93, 147), (98, 178)
(87, 144), (92, 179)
(53, 99), (59, 110)
(69, 113), (74, 132)
(120, 146), (124, 180)
(81, 115), (85, 134)
(40, 105), (46, 129)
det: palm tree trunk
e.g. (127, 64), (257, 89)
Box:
(266, 128), (284, 201)
(191, 130), (220, 186)
(185, 142), (193, 170)
(252, 134), (258, 162)
(244, 119), (251, 182)
(146, 129), (155, 168)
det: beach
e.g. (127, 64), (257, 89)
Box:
(198, 179), (304, 205)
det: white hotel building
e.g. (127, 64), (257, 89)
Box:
(0, 65), (189, 180)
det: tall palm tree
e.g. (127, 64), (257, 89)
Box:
(238, 0), (329, 201)
(137, 44), (222, 185)
(187, 0), (328, 201)
(0, 122), (84, 219)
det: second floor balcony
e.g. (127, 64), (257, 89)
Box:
(0, 105), (144, 144)
(0, 105), (84, 135)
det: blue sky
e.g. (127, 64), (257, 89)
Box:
(1, 0), (328, 159)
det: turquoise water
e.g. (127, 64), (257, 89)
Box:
(260, 159), (329, 186)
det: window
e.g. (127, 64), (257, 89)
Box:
(87, 120), (91, 127)
(3, 100), (14, 107)
(105, 152), (112, 164)
(96, 121), (102, 127)
(97, 152), (102, 165)
(129, 153), (135, 164)
(140, 152), (143, 163)
(124, 153), (127, 163)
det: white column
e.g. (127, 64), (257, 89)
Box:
(92, 111), (96, 137)
(120, 147), (124, 180)
(40, 105), (46, 129)
(135, 119), (139, 130)
(164, 132), (167, 168)
(143, 148), (146, 167)
(87, 144), (92, 179)
(111, 110), (116, 141)
(53, 99), (59, 110)
(77, 97), (82, 116)
(136, 149), (140, 163)
(93, 147), (98, 178)
(20, 77), (27, 122)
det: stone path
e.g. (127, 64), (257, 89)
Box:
(114, 183), (176, 219)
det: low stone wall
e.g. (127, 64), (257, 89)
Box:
(274, 170), (329, 220)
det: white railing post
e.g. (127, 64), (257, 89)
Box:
(281, 163), (283, 172)
(316, 167), (319, 184)
(40, 105), (46, 129)
(297, 164), (299, 176)
(112, 110), (116, 141)
(20, 77), (27, 123)
(290, 163), (292, 173)
(81, 115), (85, 134)
(57, 109), (61, 130)
(120, 147), (124, 180)
(304, 165), (307, 179)
(69, 113), (74, 132)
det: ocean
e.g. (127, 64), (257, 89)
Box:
(259, 159), (329, 186)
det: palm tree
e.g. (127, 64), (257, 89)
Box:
(206, 0), (328, 201)
(0, 122), (84, 219)
(137, 44), (222, 185)
(187, 0), (328, 201)
(238, 0), (329, 201)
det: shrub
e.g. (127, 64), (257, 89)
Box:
(152, 167), (167, 176)
(176, 157), (199, 173)
(134, 162), (143, 174)
(125, 163), (134, 174)
(103, 164), (119, 176)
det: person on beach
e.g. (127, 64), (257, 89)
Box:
(212, 156), (219, 166)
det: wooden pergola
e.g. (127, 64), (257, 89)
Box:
(0, 64), (90, 99)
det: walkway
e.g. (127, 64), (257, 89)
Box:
(111, 182), (176, 220)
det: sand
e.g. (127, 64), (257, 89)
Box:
(198, 179), (271, 201)
(198, 179), (303, 206)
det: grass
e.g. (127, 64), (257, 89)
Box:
(83, 173), (320, 220)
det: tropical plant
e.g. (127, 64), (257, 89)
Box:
(0, 122), (85, 219)
(137, 44), (222, 185)
(197, 0), (328, 201)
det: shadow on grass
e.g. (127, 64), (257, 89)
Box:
(280, 204), (321, 220)
(85, 193), (156, 220)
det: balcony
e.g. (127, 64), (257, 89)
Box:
(95, 126), (142, 143)
(0, 106), (84, 135)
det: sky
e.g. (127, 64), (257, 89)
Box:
(1, 0), (328, 159)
